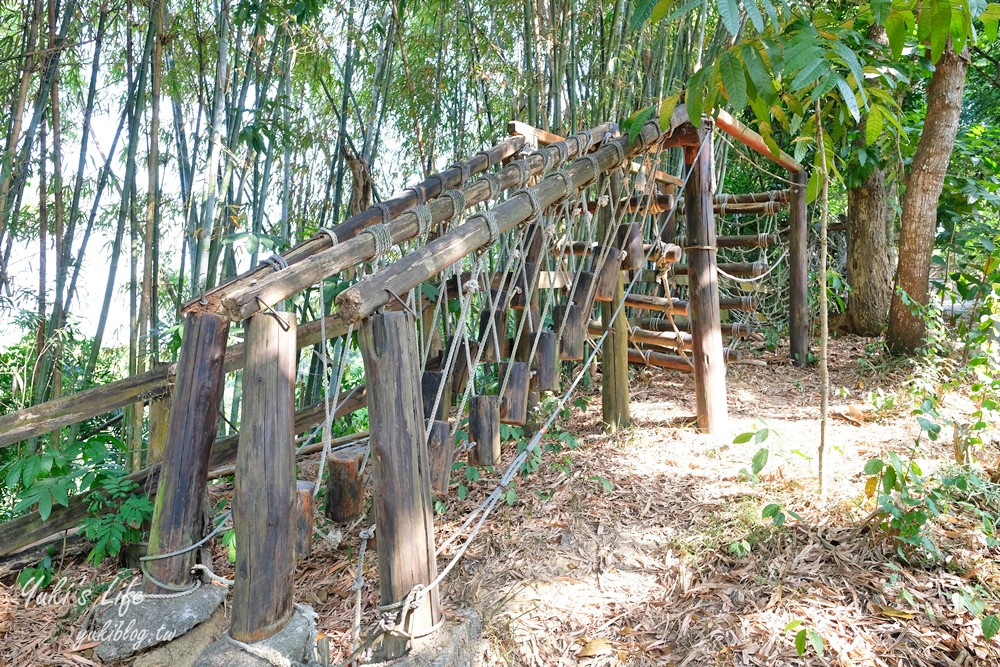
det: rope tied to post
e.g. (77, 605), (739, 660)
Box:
(552, 168), (576, 200)
(471, 210), (501, 247)
(609, 140), (626, 167)
(449, 161), (471, 184)
(365, 224), (393, 259)
(553, 140), (569, 164)
(261, 254), (289, 272)
(510, 158), (531, 186)
(442, 188), (467, 218)
(403, 184), (426, 204)
(412, 205), (433, 235)
(512, 187), (543, 222)
(482, 172), (502, 200)
(581, 154), (602, 181)
(572, 129), (593, 154)
(315, 227), (338, 247)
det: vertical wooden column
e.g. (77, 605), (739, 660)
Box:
(146, 362), (171, 466)
(231, 311), (297, 643)
(599, 170), (630, 431)
(359, 311), (442, 659)
(144, 312), (229, 593)
(788, 170), (809, 367)
(684, 132), (728, 434)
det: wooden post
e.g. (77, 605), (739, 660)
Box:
(601, 270), (631, 431)
(231, 311), (297, 643)
(532, 331), (560, 392)
(145, 312), (230, 593)
(359, 311), (441, 659)
(469, 395), (501, 467)
(498, 362), (530, 425)
(421, 371), (451, 421)
(146, 362), (171, 466)
(788, 170), (809, 366)
(593, 248), (624, 302)
(324, 449), (365, 523)
(553, 304), (586, 361)
(426, 420), (453, 495)
(294, 480), (314, 562)
(684, 131), (728, 434)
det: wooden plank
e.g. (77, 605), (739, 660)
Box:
(145, 311), (230, 592)
(684, 135), (729, 433)
(498, 362), (530, 426)
(788, 170), (810, 366)
(426, 420), (453, 496)
(469, 395), (501, 467)
(359, 312), (441, 659)
(715, 110), (805, 174)
(231, 312), (297, 642)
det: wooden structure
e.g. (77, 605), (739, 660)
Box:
(0, 106), (809, 661)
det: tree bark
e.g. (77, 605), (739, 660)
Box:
(887, 44), (969, 353)
(845, 167), (894, 336)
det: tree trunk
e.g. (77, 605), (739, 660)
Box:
(845, 167), (894, 336)
(887, 44), (969, 353)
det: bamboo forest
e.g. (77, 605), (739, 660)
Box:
(1, 0), (999, 665)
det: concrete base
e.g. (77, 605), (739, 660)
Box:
(368, 608), (484, 667)
(92, 583), (228, 663)
(194, 605), (317, 667)
(133, 605), (228, 667)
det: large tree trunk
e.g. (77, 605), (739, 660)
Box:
(846, 167), (894, 336)
(887, 44), (969, 353)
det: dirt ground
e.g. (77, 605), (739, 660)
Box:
(3, 335), (999, 666)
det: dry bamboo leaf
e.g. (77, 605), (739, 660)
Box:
(577, 637), (615, 657)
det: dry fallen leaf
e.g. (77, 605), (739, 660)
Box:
(578, 637), (615, 657)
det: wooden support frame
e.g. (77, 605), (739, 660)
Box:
(684, 129), (729, 434)
(144, 311), (230, 593)
(231, 311), (297, 643)
(359, 311), (441, 659)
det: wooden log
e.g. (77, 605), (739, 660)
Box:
(552, 304), (586, 361)
(684, 133), (728, 433)
(469, 395), (502, 467)
(677, 200), (785, 215)
(584, 193), (675, 214)
(715, 110), (805, 174)
(510, 262), (538, 310)
(626, 348), (693, 372)
(788, 170), (809, 366)
(633, 343), (743, 363)
(643, 241), (683, 265)
(717, 233), (780, 249)
(477, 309), (508, 362)
(720, 296), (757, 311)
(636, 316), (758, 337)
(447, 336), (478, 395)
(618, 221), (645, 271)
(593, 247), (625, 302)
(572, 271), (598, 312)
(146, 366), (170, 466)
(601, 272), (631, 431)
(294, 480), (314, 562)
(145, 312), (230, 593)
(670, 261), (768, 278)
(532, 331), (560, 392)
(623, 294), (689, 316)
(0, 313), (351, 450)
(714, 190), (790, 204)
(334, 122), (671, 325)
(359, 311), (441, 658)
(589, 321), (693, 351)
(222, 126), (617, 321)
(498, 362), (530, 426)
(324, 449), (365, 523)
(231, 311), (297, 643)
(188, 136), (527, 316)
(421, 371), (451, 421)
(426, 420), (453, 496)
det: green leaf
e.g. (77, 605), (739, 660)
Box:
(631, 0), (660, 30)
(864, 459), (885, 475)
(751, 447), (769, 475)
(733, 431), (754, 444)
(784, 619), (803, 631)
(650, 0), (675, 24)
(795, 628), (807, 656)
(921, 0), (952, 63)
(829, 40), (867, 104)
(790, 59), (828, 91)
(762, 503), (780, 518)
(22, 456), (41, 488)
(658, 92), (681, 131)
(742, 45), (776, 104)
(983, 3), (1000, 41)
(882, 465), (898, 493)
(808, 630), (825, 654)
(871, 0), (892, 23)
(744, 0), (764, 31)
(886, 10), (913, 58)
(718, 0), (741, 37)
(685, 67), (709, 125)
(834, 75), (860, 122)
(865, 104), (885, 146)
(805, 168), (823, 204)
(720, 52), (748, 111)
(983, 614), (1000, 640)
(37, 493), (52, 522)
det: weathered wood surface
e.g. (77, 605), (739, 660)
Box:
(421, 371), (451, 421)
(325, 448), (365, 523)
(643, 241), (683, 265)
(677, 200), (785, 215)
(684, 133), (729, 434)
(713, 190), (790, 204)
(0, 313), (350, 449)
(715, 110), (804, 173)
(618, 221), (645, 271)
(222, 125), (617, 321)
(498, 362), (530, 426)
(334, 120), (675, 324)
(146, 366), (170, 466)
(584, 193), (675, 214)
(553, 304), (586, 361)
(359, 312), (441, 658)
(469, 395), (502, 467)
(593, 248), (624, 302)
(478, 309), (509, 362)
(187, 136), (526, 316)
(601, 271), (631, 431)
(638, 317), (759, 338)
(589, 321), (694, 351)
(627, 348), (694, 371)
(426, 420), (453, 496)
(717, 234), (781, 249)
(788, 170), (810, 366)
(532, 331), (560, 392)
(231, 312), (297, 642)
(623, 294), (690, 316)
(294, 480), (314, 562)
(145, 312), (230, 592)
(670, 261), (768, 278)
(0, 389), (367, 559)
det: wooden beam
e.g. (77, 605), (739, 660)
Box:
(714, 110), (804, 174)
(359, 312), (441, 659)
(684, 134), (729, 433)
(623, 294), (690, 316)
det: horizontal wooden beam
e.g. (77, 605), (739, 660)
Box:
(714, 110), (804, 174)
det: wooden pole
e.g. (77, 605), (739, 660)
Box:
(144, 311), (229, 593)
(426, 420), (452, 496)
(469, 395), (502, 467)
(599, 169), (629, 431)
(788, 170), (809, 366)
(231, 311), (297, 643)
(358, 311), (441, 659)
(325, 449), (365, 523)
(684, 131), (728, 434)
(146, 362), (170, 466)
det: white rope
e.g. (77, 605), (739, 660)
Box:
(316, 227), (339, 247)
(412, 204), (433, 235)
(365, 224), (393, 259)
(717, 249), (787, 283)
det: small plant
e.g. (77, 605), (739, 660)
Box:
(81, 477), (154, 568)
(785, 620), (824, 657)
(221, 528), (237, 563)
(17, 546), (57, 589)
(736, 421), (773, 482)
(727, 539), (751, 558)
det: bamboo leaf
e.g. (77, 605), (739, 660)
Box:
(650, 0), (676, 24)
(718, 0), (741, 37)
(631, 0), (660, 30)
(720, 52), (748, 111)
